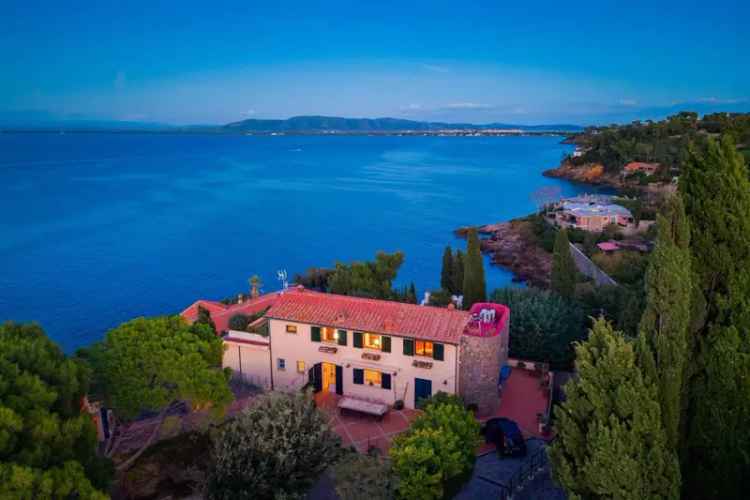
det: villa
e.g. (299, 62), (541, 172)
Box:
(622, 161), (660, 177)
(182, 286), (519, 415)
(552, 194), (634, 232)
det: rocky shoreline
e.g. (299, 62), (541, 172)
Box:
(542, 161), (624, 189)
(455, 219), (552, 288)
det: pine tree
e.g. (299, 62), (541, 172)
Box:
(637, 194), (691, 452)
(550, 318), (681, 499)
(680, 136), (750, 498)
(452, 249), (465, 295)
(551, 229), (577, 298)
(462, 228), (486, 308)
(440, 246), (453, 292)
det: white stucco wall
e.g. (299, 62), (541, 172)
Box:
(223, 332), (272, 390)
(268, 318), (459, 409)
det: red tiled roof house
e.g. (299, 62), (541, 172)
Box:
(182, 286), (511, 414)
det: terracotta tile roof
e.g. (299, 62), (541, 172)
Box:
(624, 161), (659, 172)
(265, 287), (472, 344)
(181, 293), (279, 333)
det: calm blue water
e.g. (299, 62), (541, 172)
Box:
(0, 133), (593, 351)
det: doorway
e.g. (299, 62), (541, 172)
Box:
(322, 362), (337, 393)
(414, 378), (432, 407)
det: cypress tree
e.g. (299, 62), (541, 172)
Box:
(462, 228), (486, 308)
(452, 249), (465, 295)
(551, 229), (577, 298)
(440, 246), (453, 292)
(196, 305), (217, 335)
(637, 194), (691, 452)
(408, 282), (417, 304)
(680, 136), (750, 499)
(550, 318), (681, 499)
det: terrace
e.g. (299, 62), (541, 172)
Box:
(314, 359), (551, 455)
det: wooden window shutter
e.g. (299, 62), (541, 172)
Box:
(381, 336), (391, 353)
(337, 330), (347, 346)
(433, 343), (445, 361)
(403, 338), (414, 356)
(353, 331), (363, 348)
(311, 326), (321, 342)
(353, 368), (364, 385)
(381, 373), (392, 390)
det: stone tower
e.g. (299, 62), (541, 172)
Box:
(458, 302), (510, 416)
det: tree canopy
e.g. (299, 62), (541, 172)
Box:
(491, 288), (587, 370)
(207, 391), (340, 499)
(551, 228), (577, 298)
(680, 136), (750, 498)
(92, 316), (231, 420)
(637, 194), (691, 452)
(390, 397), (480, 500)
(462, 228), (486, 308)
(550, 318), (680, 499)
(0, 322), (109, 500)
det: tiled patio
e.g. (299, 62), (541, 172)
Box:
(486, 367), (551, 438)
(314, 392), (420, 454)
(314, 365), (551, 456)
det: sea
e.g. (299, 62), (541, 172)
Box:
(0, 133), (597, 351)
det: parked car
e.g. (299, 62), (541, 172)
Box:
(482, 417), (527, 458)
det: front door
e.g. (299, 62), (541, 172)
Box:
(308, 363), (323, 393)
(322, 363), (337, 393)
(414, 378), (432, 407)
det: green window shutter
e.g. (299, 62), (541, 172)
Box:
(381, 336), (391, 353)
(353, 368), (364, 385)
(337, 330), (347, 346)
(311, 326), (321, 342)
(403, 338), (414, 356)
(433, 343), (445, 361)
(381, 373), (391, 390)
(353, 331), (363, 348)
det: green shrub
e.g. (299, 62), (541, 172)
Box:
(228, 314), (251, 331)
(207, 392), (341, 499)
(416, 391), (464, 411)
(391, 400), (480, 499)
(491, 288), (587, 370)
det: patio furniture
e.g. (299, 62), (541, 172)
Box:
(337, 396), (389, 420)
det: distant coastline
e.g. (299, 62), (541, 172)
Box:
(0, 114), (582, 136)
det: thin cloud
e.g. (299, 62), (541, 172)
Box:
(440, 102), (495, 111)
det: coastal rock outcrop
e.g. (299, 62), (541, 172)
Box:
(456, 220), (552, 288)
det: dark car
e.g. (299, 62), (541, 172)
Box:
(482, 417), (527, 458)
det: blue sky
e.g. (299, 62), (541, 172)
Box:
(2, 0), (748, 125)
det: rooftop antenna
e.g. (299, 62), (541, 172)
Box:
(277, 269), (288, 291)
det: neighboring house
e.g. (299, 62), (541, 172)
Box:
(622, 161), (660, 177)
(182, 286), (511, 414)
(181, 293), (279, 333)
(552, 194), (634, 232)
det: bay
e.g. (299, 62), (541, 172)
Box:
(0, 133), (594, 351)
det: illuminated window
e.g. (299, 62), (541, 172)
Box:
(364, 333), (382, 350)
(277, 358), (286, 371)
(321, 327), (337, 343)
(297, 361), (305, 373)
(286, 324), (297, 333)
(364, 369), (382, 387)
(415, 341), (434, 357)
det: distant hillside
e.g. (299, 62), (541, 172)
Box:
(224, 115), (582, 133)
